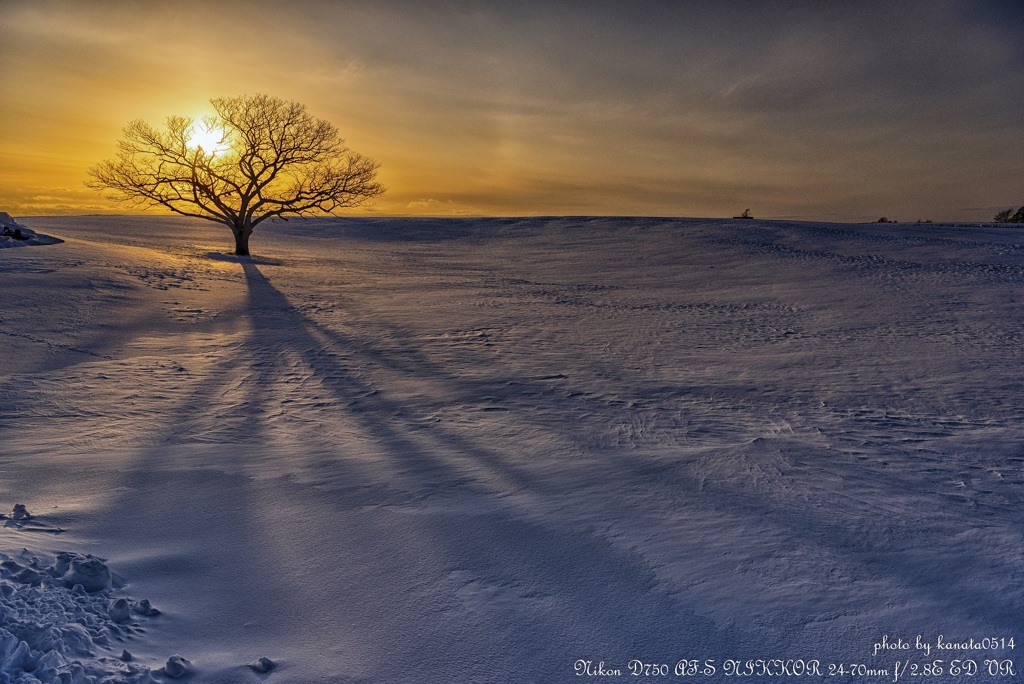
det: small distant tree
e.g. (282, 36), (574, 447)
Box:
(88, 94), (385, 255)
(994, 206), (1024, 223)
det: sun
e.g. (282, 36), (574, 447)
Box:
(186, 121), (230, 156)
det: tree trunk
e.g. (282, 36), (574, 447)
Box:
(233, 226), (251, 256)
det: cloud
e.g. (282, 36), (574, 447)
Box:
(403, 199), (482, 216)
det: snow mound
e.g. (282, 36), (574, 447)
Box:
(0, 212), (63, 248)
(0, 546), (172, 683)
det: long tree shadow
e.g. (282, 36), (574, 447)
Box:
(238, 258), (574, 497)
(91, 246), (1020, 680)
(233, 259), (757, 667)
(238, 258), (1024, 641)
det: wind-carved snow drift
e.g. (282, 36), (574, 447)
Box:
(0, 507), (187, 684)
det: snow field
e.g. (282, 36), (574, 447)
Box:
(1, 215), (1022, 682)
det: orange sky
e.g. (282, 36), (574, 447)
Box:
(2, 1), (1022, 221)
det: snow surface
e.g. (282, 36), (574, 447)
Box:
(1, 215), (1022, 682)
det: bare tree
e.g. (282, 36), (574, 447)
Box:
(88, 94), (385, 255)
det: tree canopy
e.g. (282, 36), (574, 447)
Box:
(88, 94), (385, 255)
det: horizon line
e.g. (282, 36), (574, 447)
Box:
(14, 212), (1018, 227)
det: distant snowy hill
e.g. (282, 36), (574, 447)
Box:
(0, 211), (63, 247)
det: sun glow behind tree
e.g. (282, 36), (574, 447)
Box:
(88, 94), (385, 255)
(185, 119), (231, 157)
